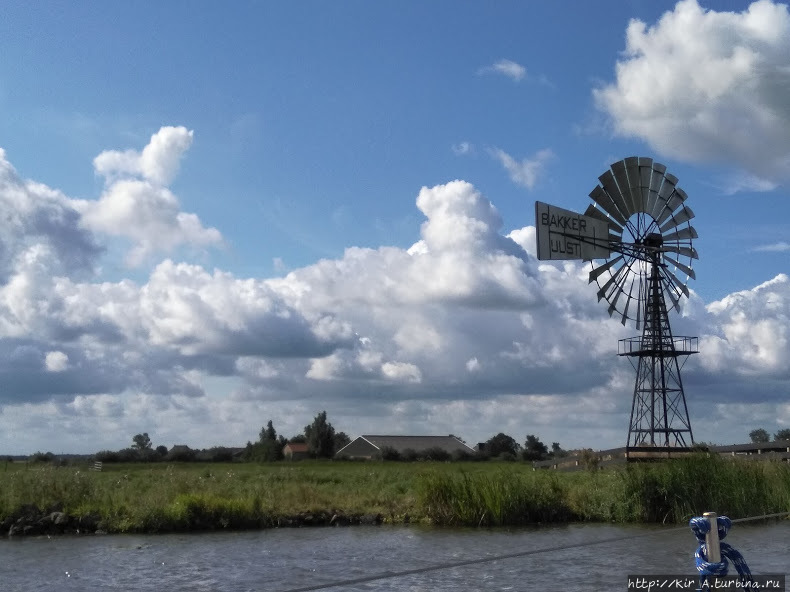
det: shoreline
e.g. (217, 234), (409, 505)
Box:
(1, 505), (392, 537)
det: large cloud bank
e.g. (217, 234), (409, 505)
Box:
(0, 125), (787, 453)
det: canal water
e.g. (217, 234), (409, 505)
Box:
(1, 521), (788, 591)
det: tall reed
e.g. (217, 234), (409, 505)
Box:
(417, 469), (573, 526)
(616, 454), (790, 523)
(417, 455), (790, 526)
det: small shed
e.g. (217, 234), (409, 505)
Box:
(283, 442), (310, 461)
(335, 435), (475, 460)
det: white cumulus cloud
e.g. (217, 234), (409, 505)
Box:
(594, 0), (790, 186)
(93, 126), (194, 186)
(78, 127), (222, 266)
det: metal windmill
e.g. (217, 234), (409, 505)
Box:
(535, 156), (698, 458)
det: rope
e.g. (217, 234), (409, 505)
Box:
(689, 515), (754, 588)
(277, 511), (789, 592)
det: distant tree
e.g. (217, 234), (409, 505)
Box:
(749, 428), (770, 443)
(155, 445), (168, 458)
(774, 429), (790, 441)
(244, 420), (285, 462)
(131, 433), (155, 461)
(483, 433), (521, 458)
(30, 451), (54, 463)
(334, 431), (351, 452)
(260, 420), (277, 443)
(289, 434), (307, 444)
(550, 442), (567, 458)
(304, 411), (336, 459)
(522, 435), (549, 461)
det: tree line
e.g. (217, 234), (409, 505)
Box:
(88, 411), (350, 463)
(749, 428), (790, 443)
(22, 411), (567, 465)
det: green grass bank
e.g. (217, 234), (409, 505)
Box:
(2, 455), (789, 534)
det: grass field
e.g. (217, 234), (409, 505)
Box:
(2, 455), (789, 533)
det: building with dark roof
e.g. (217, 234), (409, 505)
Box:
(335, 435), (474, 459)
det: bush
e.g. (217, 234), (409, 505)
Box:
(30, 452), (55, 463)
(401, 449), (419, 462)
(379, 447), (401, 461)
(452, 449), (474, 462)
(95, 450), (120, 463)
(167, 447), (197, 462)
(420, 447), (451, 462)
(202, 447), (234, 463)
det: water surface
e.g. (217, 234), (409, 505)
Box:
(2, 521), (788, 591)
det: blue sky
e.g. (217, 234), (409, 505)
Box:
(0, 1), (788, 454)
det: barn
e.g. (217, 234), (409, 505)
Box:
(335, 435), (474, 460)
(282, 442), (310, 460)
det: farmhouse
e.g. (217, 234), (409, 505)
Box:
(336, 435), (475, 460)
(283, 442), (310, 460)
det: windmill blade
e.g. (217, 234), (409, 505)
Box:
(651, 172), (677, 220)
(589, 255), (624, 283)
(612, 157), (637, 216)
(659, 205), (695, 233)
(657, 187), (688, 225)
(596, 258), (629, 302)
(604, 252), (640, 311)
(597, 263), (624, 302)
(589, 185), (628, 225)
(624, 156), (646, 214)
(620, 277), (636, 325)
(599, 169), (632, 220)
(662, 244), (699, 259)
(660, 274), (682, 311)
(607, 282), (625, 318)
(635, 275), (644, 331)
(664, 254), (696, 280)
(663, 267), (690, 298)
(584, 204), (624, 234)
(636, 157), (653, 213)
(606, 258), (638, 319)
(645, 161), (666, 216)
(662, 225), (698, 242)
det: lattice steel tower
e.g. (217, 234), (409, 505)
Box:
(617, 239), (697, 454)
